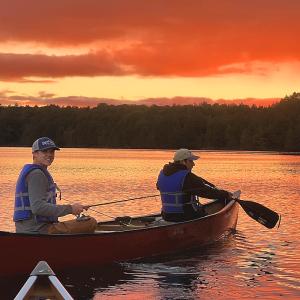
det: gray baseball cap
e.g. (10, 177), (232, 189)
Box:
(173, 148), (199, 161)
(32, 137), (60, 152)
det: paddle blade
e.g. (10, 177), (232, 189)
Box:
(236, 199), (280, 229)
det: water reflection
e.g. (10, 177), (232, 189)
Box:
(1, 148), (300, 299)
(61, 264), (134, 300)
(103, 237), (239, 300)
(3, 264), (134, 300)
(0, 274), (29, 300)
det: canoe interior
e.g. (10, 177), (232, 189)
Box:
(22, 277), (65, 300)
(95, 199), (226, 232)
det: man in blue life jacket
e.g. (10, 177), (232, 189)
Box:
(157, 148), (232, 222)
(14, 137), (97, 234)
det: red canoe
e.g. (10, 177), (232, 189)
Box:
(0, 199), (238, 277)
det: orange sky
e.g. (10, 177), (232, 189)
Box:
(0, 0), (299, 106)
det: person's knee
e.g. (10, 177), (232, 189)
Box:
(87, 217), (98, 232)
(74, 216), (97, 233)
(47, 216), (98, 234)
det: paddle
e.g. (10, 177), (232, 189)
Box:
(234, 198), (280, 229)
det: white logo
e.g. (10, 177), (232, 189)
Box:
(41, 140), (54, 146)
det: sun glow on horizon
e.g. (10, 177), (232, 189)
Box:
(2, 62), (298, 102)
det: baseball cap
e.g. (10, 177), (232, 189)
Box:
(32, 137), (60, 152)
(173, 148), (199, 161)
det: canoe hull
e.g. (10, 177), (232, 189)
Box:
(0, 200), (238, 277)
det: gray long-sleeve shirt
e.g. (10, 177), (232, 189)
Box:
(15, 169), (72, 234)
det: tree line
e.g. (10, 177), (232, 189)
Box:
(0, 93), (299, 151)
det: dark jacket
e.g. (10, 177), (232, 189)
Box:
(157, 162), (231, 221)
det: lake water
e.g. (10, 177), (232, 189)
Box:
(0, 148), (299, 299)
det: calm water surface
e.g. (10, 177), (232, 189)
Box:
(0, 148), (299, 299)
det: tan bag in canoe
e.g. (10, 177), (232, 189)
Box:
(47, 216), (97, 234)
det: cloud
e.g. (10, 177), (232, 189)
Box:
(0, 0), (300, 80)
(0, 89), (15, 97)
(38, 91), (56, 98)
(0, 51), (126, 81)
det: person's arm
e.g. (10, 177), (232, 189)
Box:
(183, 172), (231, 200)
(200, 177), (216, 188)
(27, 170), (73, 218)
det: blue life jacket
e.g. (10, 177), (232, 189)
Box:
(13, 164), (58, 223)
(157, 169), (196, 213)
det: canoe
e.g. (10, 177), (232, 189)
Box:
(0, 198), (239, 278)
(14, 260), (73, 300)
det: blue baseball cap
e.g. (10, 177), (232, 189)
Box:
(32, 137), (60, 152)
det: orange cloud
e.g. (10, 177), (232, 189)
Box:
(0, 0), (300, 80)
(0, 52), (126, 81)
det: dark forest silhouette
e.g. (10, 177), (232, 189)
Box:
(0, 93), (299, 151)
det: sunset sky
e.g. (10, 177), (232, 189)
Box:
(0, 0), (299, 106)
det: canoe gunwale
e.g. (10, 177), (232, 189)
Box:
(0, 199), (236, 237)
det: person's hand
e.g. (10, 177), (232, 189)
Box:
(232, 190), (241, 199)
(227, 192), (233, 199)
(71, 203), (84, 215)
(219, 190), (233, 201)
